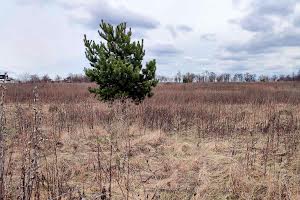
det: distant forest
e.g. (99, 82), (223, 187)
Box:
(14, 70), (300, 83)
(158, 70), (300, 83)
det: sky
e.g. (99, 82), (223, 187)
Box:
(1, 0), (300, 78)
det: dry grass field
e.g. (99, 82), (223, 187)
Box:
(1, 82), (300, 199)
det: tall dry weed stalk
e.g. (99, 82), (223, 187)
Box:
(0, 85), (6, 200)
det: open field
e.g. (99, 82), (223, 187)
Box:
(1, 82), (300, 199)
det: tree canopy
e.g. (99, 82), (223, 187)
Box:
(84, 20), (158, 104)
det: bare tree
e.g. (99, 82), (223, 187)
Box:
(54, 75), (62, 82)
(208, 72), (216, 82)
(156, 75), (168, 83)
(233, 73), (243, 82)
(42, 74), (52, 83)
(270, 75), (278, 82)
(195, 74), (205, 82)
(259, 75), (270, 82)
(30, 74), (41, 83)
(18, 73), (31, 83)
(174, 71), (182, 83)
(183, 73), (196, 83)
(244, 73), (256, 82)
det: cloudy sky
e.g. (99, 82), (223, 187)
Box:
(1, 0), (300, 77)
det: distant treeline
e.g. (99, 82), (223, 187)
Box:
(157, 70), (300, 83)
(17, 73), (90, 83)
(15, 70), (300, 83)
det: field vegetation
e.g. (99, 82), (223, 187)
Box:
(0, 82), (300, 199)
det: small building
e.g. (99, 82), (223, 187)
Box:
(0, 72), (14, 83)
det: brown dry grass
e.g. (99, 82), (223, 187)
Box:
(1, 82), (300, 199)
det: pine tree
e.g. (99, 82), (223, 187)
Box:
(84, 20), (158, 104)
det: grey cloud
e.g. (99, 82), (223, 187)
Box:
(232, 0), (242, 7)
(201, 33), (216, 41)
(184, 56), (211, 65)
(177, 25), (193, 32)
(17, 0), (159, 30)
(150, 44), (183, 57)
(252, 0), (297, 16)
(228, 19), (239, 24)
(156, 58), (175, 65)
(226, 30), (300, 54)
(292, 55), (300, 60)
(233, 0), (298, 33)
(15, 0), (49, 5)
(293, 14), (300, 27)
(166, 24), (193, 38)
(266, 65), (287, 71)
(166, 25), (178, 38)
(219, 54), (250, 61)
(79, 1), (159, 29)
(239, 14), (274, 32)
(225, 65), (251, 72)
